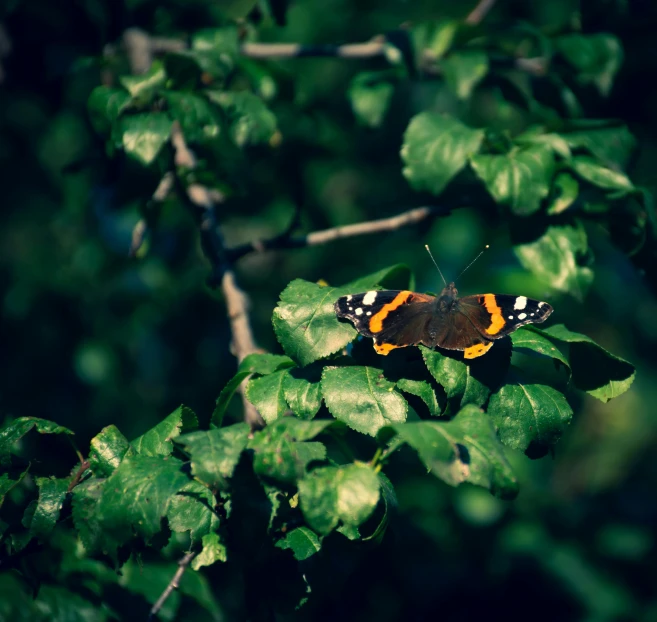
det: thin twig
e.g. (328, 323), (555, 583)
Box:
(148, 551), (197, 621)
(465, 0), (497, 25)
(67, 460), (91, 493)
(241, 39), (386, 59)
(170, 122), (263, 428)
(227, 205), (449, 262)
(129, 172), (175, 257)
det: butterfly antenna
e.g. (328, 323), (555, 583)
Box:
(424, 245), (447, 286)
(455, 245), (490, 283)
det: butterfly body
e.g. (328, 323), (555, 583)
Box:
(334, 283), (552, 359)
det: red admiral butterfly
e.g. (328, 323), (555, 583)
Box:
(334, 247), (553, 359)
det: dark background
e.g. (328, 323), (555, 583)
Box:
(1, 0), (657, 620)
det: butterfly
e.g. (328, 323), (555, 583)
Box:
(334, 282), (552, 359)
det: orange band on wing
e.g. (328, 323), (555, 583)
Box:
(483, 294), (505, 335)
(368, 291), (412, 333)
(374, 342), (402, 355)
(463, 341), (494, 359)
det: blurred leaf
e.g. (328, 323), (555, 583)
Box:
(282, 367), (323, 419)
(249, 418), (332, 485)
(412, 20), (460, 61)
(192, 27), (240, 73)
(363, 472), (397, 543)
(402, 112), (484, 195)
(515, 129), (571, 159)
(0, 469), (28, 509)
(87, 86), (131, 135)
(470, 146), (555, 216)
(72, 479), (120, 558)
(562, 124), (636, 169)
(207, 90), (277, 147)
(192, 532), (227, 570)
(547, 172), (579, 215)
(131, 405), (197, 457)
(27, 477), (69, 538)
(119, 62), (166, 99)
(276, 527), (321, 561)
(537, 325), (635, 401)
(380, 405), (519, 499)
(166, 480), (220, 542)
(348, 71), (395, 128)
(555, 33), (623, 96)
(570, 155), (634, 192)
(120, 113), (172, 166)
(396, 378), (441, 416)
(321, 366), (407, 436)
(246, 370), (290, 423)
(0, 417), (73, 466)
(298, 463), (380, 535)
(513, 222), (593, 299)
(175, 423), (250, 490)
(164, 91), (222, 144)
(89, 425), (132, 477)
(442, 50), (489, 100)
(98, 455), (188, 544)
(488, 384), (573, 454)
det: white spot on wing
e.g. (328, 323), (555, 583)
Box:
(538, 301), (545, 308)
(514, 296), (528, 310)
(517, 312), (527, 320)
(346, 295), (352, 301)
(363, 291), (377, 305)
(355, 308), (363, 316)
(366, 311), (372, 316)
(508, 315), (514, 320)
(348, 307), (353, 311)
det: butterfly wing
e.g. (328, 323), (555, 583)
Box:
(457, 294), (553, 340)
(334, 290), (436, 355)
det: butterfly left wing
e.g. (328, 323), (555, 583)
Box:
(334, 290), (436, 355)
(456, 294), (553, 340)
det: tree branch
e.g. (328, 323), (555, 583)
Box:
(241, 38), (386, 59)
(227, 205), (450, 262)
(170, 122), (263, 428)
(129, 172), (175, 258)
(465, 0), (497, 25)
(148, 551), (196, 621)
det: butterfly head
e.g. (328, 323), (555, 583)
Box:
(437, 282), (458, 311)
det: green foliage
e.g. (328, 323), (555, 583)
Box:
(2, 0), (654, 619)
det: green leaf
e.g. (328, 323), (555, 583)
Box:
(120, 113), (172, 166)
(164, 91), (222, 145)
(511, 327), (569, 369)
(570, 155), (634, 192)
(249, 418), (332, 485)
(442, 50), (489, 100)
(0, 470), (28, 509)
(515, 128), (572, 159)
(412, 20), (460, 61)
(192, 26), (240, 73)
(561, 124), (636, 169)
(547, 172), (579, 215)
(89, 425), (132, 477)
(87, 86), (131, 135)
(166, 480), (220, 542)
(131, 405), (197, 457)
(348, 71), (395, 128)
(488, 384), (573, 454)
(363, 472), (397, 543)
(396, 378), (441, 416)
(98, 455), (188, 543)
(470, 146), (555, 215)
(28, 477), (69, 538)
(556, 33), (623, 96)
(282, 367), (322, 420)
(207, 90), (277, 147)
(381, 405), (518, 498)
(537, 324), (635, 402)
(298, 463), (380, 535)
(119, 62), (166, 98)
(513, 222), (593, 300)
(271, 280), (356, 366)
(175, 423), (250, 490)
(321, 366), (407, 436)
(246, 370), (290, 423)
(402, 112), (484, 195)
(192, 532), (227, 570)
(276, 526), (321, 561)
(0, 417), (73, 466)
(71, 478), (120, 558)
